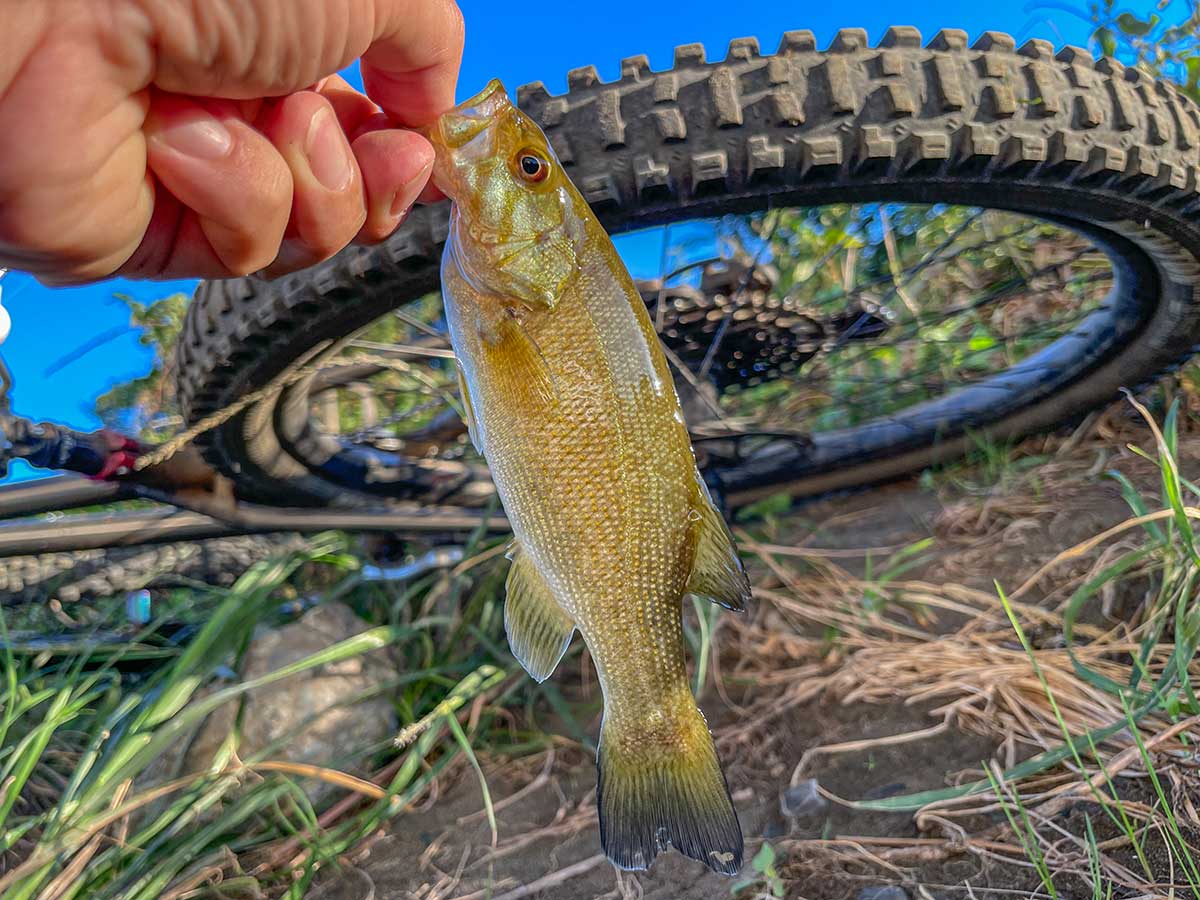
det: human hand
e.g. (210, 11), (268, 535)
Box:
(0, 0), (463, 285)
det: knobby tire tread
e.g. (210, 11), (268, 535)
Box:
(174, 27), (1200, 505)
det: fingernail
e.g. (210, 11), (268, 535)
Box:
(158, 113), (233, 160)
(389, 190), (412, 219)
(391, 160), (435, 217)
(306, 108), (354, 191)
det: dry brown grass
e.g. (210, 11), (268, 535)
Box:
(701, 419), (1200, 898)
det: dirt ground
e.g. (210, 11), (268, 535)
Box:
(323, 434), (1190, 900)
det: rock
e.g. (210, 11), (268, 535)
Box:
(235, 603), (396, 780)
(146, 603), (397, 805)
(857, 888), (910, 900)
(780, 778), (828, 818)
(761, 818), (788, 838)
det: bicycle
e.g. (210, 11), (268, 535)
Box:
(2, 26), (1199, 598)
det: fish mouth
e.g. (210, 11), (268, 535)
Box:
(423, 79), (517, 199)
(424, 79), (513, 150)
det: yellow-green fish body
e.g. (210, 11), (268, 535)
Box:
(427, 81), (748, 874)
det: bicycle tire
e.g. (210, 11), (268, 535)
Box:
(175, 27), (1200, 507)
(0, 534), (307, 605)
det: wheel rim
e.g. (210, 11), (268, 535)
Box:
(269, 195), (1148, 504)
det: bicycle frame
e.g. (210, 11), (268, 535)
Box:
(0, 258), (821, 559)
(0, 414), (510, 558)
(0, 263), (510, 557)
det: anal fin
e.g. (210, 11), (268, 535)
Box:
(686, 475), (751, 612)
(504, 543), (575, 682)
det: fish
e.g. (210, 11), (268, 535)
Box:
(424, 80), (750, 875)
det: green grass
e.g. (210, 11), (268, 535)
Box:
(918, 428), (1051, 497)
(985, 764), (1060, 899)
(977, 398), (1200, 897)
(0, 528), (537, 899)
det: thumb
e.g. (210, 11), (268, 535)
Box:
(361, 0), (465, 126)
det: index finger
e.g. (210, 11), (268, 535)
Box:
(136, 0), (464, 125)
(361, 0), (464, 126)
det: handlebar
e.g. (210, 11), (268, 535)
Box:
(0, 416), (138, 479)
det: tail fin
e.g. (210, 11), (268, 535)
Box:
(597, 704), (743, 875)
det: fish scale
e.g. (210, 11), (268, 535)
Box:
(428, 79), (751, 875)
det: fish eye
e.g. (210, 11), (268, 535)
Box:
(516, 151), (550, 183)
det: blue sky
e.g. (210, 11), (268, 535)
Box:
(1, 0), (1167, 480)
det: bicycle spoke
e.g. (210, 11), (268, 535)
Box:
(347, 339), (456, 360)
(392, 306), (450, 342)
(298, 201), (1114, 475)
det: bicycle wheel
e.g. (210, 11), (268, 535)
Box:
(175, 27), (1200, 508)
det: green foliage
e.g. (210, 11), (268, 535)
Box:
(919, 431), (1051, 496)
(1090, 0), (1200, 100)
(735, 491), (793, 523)
(731, 842), (785, 897)
(722, 204), (1110, 433)
(94, 293), (188, 438)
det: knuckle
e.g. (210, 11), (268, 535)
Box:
(443, 1), (466, 49)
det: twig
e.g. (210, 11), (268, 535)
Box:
(450, 854), (609, 900)
(456, 752), (554, 826)
(790, 721), (951, 786)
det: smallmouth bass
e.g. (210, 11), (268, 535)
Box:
(426, 80), (749, 875)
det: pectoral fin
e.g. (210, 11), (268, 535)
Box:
(455, 363), (482, 453)
(686, 477), (751, 612)
(504, 544), (575, 682)
(493, 315), (563, 410)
